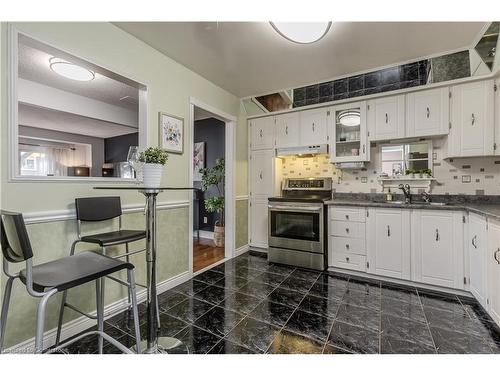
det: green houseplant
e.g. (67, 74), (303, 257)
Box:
(200, 158), (225, 247)
(139, 147), (169, 188)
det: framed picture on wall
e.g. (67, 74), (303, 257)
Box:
(193, 142), (205, 181)
(159, 112), (184, 154)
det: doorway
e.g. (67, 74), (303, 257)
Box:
(189, 99), (236, 274)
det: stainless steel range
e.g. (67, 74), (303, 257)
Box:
(268, 177), (332, 270)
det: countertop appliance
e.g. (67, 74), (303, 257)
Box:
(268, 177), (332, 270)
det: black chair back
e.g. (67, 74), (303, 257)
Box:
(75, 197), (122, 222)
(0, 211), (33, 263)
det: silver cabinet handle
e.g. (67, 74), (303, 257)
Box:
(259, 171), (263, 179)
(345, 243), (350, 250)
(285, 125), (288, 135)
(259, 129), (263, 137)
(345, 227), (350, 234)
(387, 225), (390, 237)
(495, 249), (500, 265)
(385, 113), (388, 123)
(362, 144), (365, 154)
(472, 235), (477, 249)
(312, 122), (315, 132)
(346, 257), (350, 262)
(426, 107), (430, 118)
(435, 229), (440, 241)
(471, 113), (475, 126)
(345, 214), (349, 220)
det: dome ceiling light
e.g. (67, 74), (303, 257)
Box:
(49, 57), (95, 81)
(338, 110), (361, 127)
(270, 22), (332, 44)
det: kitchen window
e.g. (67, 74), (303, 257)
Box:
(381, 141), (431, 177)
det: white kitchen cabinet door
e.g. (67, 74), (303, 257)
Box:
(449, 80), (495, 157)
(275, 112), (300, 148)
(406, 87), (450, 137)
(495, 79), (500, 156)
(249, 199), (269, 248)
(366, 208), (411, 280)
(368, 95), (405, 141)
(468, 213), (488, 308)
(329, 101), (369, 163)
(411, 210), (465, 289)
(299, 107), (328, 146)
(487, 219), (500, 326)
(249, 149), (274, 199)
(250, 116), (275, 150)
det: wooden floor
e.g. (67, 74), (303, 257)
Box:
(193, 238), (225, 272)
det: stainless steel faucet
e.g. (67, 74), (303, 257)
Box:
(421, 191), (431, 203)
(398, 184), (411, 204)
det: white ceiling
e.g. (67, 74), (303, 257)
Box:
(194, 106), (217, 121)
(18, 35), (139, 110)
(115, 22), (486, 98)
(19, 103), (138, 139)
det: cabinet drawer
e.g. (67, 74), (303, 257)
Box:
(330, 220), (365, 239)
(330, 251), (366, 272)
(330, 207), (366, 222)
(331, 236), (366, 255)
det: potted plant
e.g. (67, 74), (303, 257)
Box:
(422, 168), (432, 178)
(200, 158), (225, 247)
(139, 147), (169, 188)
(405, 168), (415, 178)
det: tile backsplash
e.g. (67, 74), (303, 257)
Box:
(277, 141), (500, 195)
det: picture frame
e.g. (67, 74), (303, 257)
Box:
(193, 142), (205, 182)
(159, 112), (184, 154)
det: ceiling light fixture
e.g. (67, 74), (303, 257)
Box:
(270, 22), (332, 44)
(338, 110), (361, 127)
(49, 57), (95, 81)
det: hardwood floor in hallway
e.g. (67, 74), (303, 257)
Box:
(193, 238), (225, 272)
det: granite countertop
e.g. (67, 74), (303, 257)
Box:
(325, 194), (500, 221)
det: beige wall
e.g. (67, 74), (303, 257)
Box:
(0, 22), (248, 347)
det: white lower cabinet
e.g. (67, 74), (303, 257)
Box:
(366, 208), (411, 280)
(487, 219), (500, 326)
(411, 210), (465, 289)
(249, 199), (268, 248)
(468, 213), (488, 308)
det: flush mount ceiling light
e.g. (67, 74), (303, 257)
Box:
(338, 110), (361, 127)
(270, 22), (332, 44)
(49, 57), (95, 81)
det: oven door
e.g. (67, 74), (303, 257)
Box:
(268, 203), (324, 253)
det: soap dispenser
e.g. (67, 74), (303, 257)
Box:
(386, 188), (393, 202)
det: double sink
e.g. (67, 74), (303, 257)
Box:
(386, 201), (450, 206)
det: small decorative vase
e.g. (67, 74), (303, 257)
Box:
(213, 224), (225, 247)
(142, 163), (163, 188)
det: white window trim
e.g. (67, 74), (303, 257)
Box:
(7, 24), (150, 183)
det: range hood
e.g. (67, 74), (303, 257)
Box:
(276, 144), (328, 157)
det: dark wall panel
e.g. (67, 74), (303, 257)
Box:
(104, 132), (139, 163)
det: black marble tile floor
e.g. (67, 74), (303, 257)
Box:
(58, 251), (500, 354)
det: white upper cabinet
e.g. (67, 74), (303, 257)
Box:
(366, 208), (411, 280)
(329, 101), (369, 163)
(275, 112), (300, 148)
(299, 107), (328, 146)
(448, 79), (495, 157)
(487, 219), (500, 326)
(468, 213), (488, 308)
(368, 94), (405, 141)
(411, 210), (465, 289)
(495, 79), (499, 155)
(249, 116), (275, 150)
(406, 87), (450, 137)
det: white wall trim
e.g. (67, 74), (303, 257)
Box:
(236, 195), (249, 201)
(4, 270), (191, 354)
(235, 244), (249, 257)
(23, 200), (190, 224)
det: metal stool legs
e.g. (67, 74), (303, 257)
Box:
(0, 276), (15, 352)
(96, 279), (104, 354)
(34, 289), (58, 353)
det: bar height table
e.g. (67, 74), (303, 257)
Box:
(94, 186), (193, 354)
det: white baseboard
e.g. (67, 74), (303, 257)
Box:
(248, 246), (268, 254)
(235, 244), (249, 257)
(5, 271), (191, 354)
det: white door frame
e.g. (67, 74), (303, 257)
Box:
(188, 97), (237, 275)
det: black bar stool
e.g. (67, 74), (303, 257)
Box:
(0, 210), (141, 354)
(55, 196), (146, 346)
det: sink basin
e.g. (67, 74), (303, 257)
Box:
(387, 201), (406, 204)
(428, 202), (449, 206)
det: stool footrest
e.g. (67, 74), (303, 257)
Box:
(48, 330), (134, 354)
(112, 248), (147, 259)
